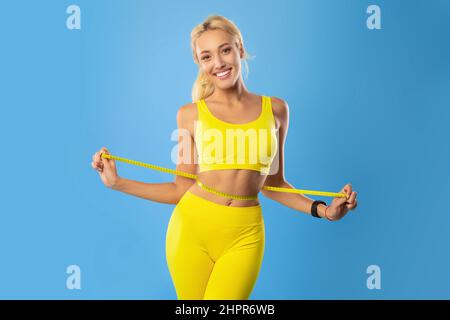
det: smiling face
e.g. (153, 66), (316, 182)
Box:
(195, 29), (244, 90)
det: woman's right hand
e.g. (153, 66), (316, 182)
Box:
(91, 147), (120, 188)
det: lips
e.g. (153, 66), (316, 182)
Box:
(214, 68), (232, 79)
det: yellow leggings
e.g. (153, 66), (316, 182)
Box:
(165, 190), (265, 300)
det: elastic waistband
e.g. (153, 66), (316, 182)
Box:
(176, 191), (263, 227)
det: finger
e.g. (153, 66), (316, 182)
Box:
(347, 199), (357, 210)
(109, 157), (116, 170)
(92, 161), (102, 172)
(93, 155), (103, 168)
(102, 153), (112, 170)
(344, 184), (353, 197)
(99, 147), (111, 160)
(339, 183), (351, 196)
(95, 147), (110, 166)
(92, 161), (102, 170)
(101, 148), (115, 169)
(95, 151), (103, 164)
(103, 156), (111, 167)
(346, 191), (357, 204)
(334, 195), (348, 207)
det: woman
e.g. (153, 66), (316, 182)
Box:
(91, 15), (358, 300)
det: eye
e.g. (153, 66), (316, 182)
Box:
(222, 47), (231, 53)
(201, 55), (210, 61)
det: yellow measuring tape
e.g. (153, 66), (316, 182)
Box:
(101, 153), (348, 200)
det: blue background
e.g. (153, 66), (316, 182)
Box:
(1, 0), (449, 299)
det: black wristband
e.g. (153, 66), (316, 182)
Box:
(311, 200), (327, 218)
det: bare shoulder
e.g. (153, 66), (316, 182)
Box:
(270, 96), (289, 116)
(176, 102), (198, 136)
(177, 102), (198, 124)
(269, 96), (289, 128)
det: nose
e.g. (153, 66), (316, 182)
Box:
(213, 55), (226, 69)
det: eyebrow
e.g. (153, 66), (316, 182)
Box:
(199, 42), (230, 54)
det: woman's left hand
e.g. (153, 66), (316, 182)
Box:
(325, 183), (358, 221)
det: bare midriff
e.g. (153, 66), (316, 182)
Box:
(187, 169), (267, 207)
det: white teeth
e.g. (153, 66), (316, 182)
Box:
(216, 69), (231, 77)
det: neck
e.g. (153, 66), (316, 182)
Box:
(210, 78), (250, 105)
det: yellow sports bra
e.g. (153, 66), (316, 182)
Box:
(194, 95), (278, 174)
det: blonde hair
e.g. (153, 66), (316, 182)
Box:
(190, 15), (254, 102)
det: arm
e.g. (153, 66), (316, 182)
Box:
(111, 104), (198, 205)
(261, 98), (329, 218)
